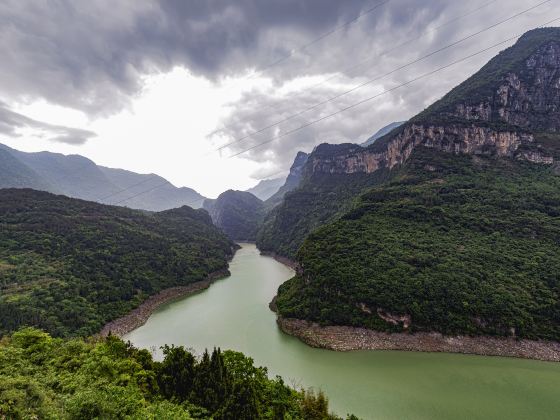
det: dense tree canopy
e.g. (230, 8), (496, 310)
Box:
(0, 189), (234, 337)
(277, 148), (560, 340)
(0, 328), (352, 419)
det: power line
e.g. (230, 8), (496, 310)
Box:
(16, 1), (391, 206)
(232, 0), (498, 119)
(216, 0), (551, 152)
(248, 0), (391, 79)
(96, 174), (161, 202)
(207, 0), (392, 138)
(229, 16), (560, 158)
(110, 169), (290, 206)
(109, 15), (559, 206)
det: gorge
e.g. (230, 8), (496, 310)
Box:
(124, 244), (560, 420)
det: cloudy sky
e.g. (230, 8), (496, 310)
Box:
(1, 0), (559, 197)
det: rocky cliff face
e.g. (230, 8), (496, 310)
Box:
(264, 151), (309, 207)
(309, 125), (545, 175)
(452, 41), (560, 130)
(306, 29), (560, 176)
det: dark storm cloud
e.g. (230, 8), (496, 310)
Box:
(0, 103), (96, 145)
(0, 0), (558, 169)
(0, 0), (384, 114)
(211, 0), (559, 171)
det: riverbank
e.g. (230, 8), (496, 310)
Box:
(259, 250), (299, 271)
(99, 268), (230, 337)
(277, 317), (560, 362)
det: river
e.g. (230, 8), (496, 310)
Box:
(124, 243), (560, 419)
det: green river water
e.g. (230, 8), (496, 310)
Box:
(124, 244), (560, 420)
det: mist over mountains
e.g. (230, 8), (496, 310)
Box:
(0, 143), (206, 211)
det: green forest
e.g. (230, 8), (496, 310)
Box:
(276, 147), (560, 340)
(0, 189), (235, 337)
(257, 168), (390, 259)
(0, 328), (354, 419)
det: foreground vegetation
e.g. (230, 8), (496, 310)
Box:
(277, 148), (560, 340)
(0, 189), (234, 337)
(0, 328), (354, 419)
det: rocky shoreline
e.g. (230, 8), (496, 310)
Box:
(260, 250), (299, 271)
(267, 255), (560, 362)
(99, 268), (230, 338)
(277, 317), (560, 362)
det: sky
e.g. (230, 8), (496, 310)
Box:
(1, 0), (559, 197)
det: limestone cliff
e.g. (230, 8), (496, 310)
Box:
(306, 28), (560, 176)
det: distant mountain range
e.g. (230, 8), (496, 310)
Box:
(203, 152), (309, 241)
(245, 177), (285, 201)
(0, 143), (206, 211)
(361, 121), (404, 147)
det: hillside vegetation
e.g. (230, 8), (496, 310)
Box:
(0, 189), (234, 337)
(0, 328), (352, 419)
(277, 148), (560, 340)
(257, 170), (390, 259)
(204, 190), (265, 241)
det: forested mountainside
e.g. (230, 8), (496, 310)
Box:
(274, 28), (560, 340)
(0, 189), (234, 337)
(276, 147), (560, 340)
(0, 328), (352, 419)
(261, 28), (560, 260)
(257, 167), (391, 259)
(246, 177), (285, 201)
(0, 143), (206, 211)
(204, 190), (265, 241)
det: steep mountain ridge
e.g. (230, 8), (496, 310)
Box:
(259, 28), (560, 260)
(264, 151), (309, 208)
(273, 28), (560, 343)
(307, 28), (560, 177)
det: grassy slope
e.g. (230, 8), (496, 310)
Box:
(277, 148), (560, 340)
(0, 189), (234, 337)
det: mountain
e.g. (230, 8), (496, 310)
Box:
(257, 143), (392, 259)
(264, 151), (309, 208)
(274, 28), (560, 341)
(0, 189), (234, 337)
(204, 190), (265, 241)
(99, 166), (205, 211)
(361, 121), (404, 147)
(0, 143), (206, 211)
(0, 147), (55, 191)
(245, 177), (285, 201)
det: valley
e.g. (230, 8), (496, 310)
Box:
(2, 10), (560, 419)
(124, 244), (560, 419)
